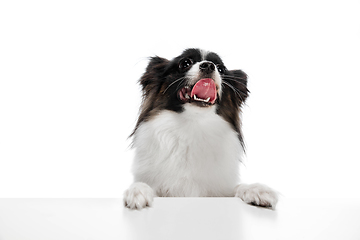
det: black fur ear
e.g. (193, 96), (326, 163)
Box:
(217, 69), (249, 149)
(139, 56), (169, 91)
(130, 57), (169, 139)
(225, 69), (249, 104)
(227, 69), (248, 87)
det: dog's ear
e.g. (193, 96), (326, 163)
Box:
(226, 69), (249, 103)
(139, 56), (169, 90)
(227, 69), (248, 87)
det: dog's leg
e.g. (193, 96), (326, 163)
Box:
(123, 182), (155, 209)
(234, 183), (279, 209)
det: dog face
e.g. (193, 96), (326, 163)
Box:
(132, 48), (249, 145)
(166, 49), (224, 107)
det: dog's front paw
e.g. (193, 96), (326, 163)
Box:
(235, 183), (278, 209)
(123, 182), (155, 209)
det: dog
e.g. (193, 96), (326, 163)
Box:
(123, 48), (278, 209)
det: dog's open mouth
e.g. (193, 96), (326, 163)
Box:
(179, 78), (217, 106)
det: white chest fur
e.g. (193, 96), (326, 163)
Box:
(132, 104), (243, 197)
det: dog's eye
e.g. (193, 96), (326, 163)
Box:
(179, 58), (193, 70)
(216, 64), (226, 74)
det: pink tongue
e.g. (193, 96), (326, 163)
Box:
(191, 78), (217, 103)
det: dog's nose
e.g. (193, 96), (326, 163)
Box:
(199, 61), (215, 74)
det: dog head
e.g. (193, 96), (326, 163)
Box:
(132, 48), (249, 145)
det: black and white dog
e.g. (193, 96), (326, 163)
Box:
(124, 48), (278, 209)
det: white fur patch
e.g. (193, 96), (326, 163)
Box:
(131, 104), (243, 198)
(200, 49), (209, 60)
(234, 183), (279, 209)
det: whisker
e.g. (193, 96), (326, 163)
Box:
(222, 74), (247, 80)
(222, 80), (245, 102)
(162, 77), (187, 94)
(222, 76), (248, 88)
(175, 78), (186, 92)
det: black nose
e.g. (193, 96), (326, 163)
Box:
(199, 62), (215, 74)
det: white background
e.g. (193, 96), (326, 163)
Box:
(1, 0), (360, 199)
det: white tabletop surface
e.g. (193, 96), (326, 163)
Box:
(0, 197), (359, 240)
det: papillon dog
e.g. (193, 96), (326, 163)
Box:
(124, 49), (278, 209)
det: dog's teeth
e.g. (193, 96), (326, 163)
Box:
(193, 94), (210, 103)
(185, 93), (190, 99)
